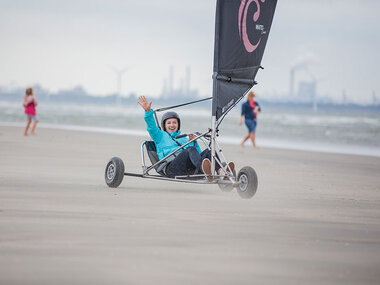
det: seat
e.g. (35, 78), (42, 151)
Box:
(145, 141), (166, 175)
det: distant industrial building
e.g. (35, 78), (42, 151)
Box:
(161, 65), (199, 99)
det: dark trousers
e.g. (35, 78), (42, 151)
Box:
(165, 147), (221, 178)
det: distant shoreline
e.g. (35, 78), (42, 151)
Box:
(2, 121), (379, 158)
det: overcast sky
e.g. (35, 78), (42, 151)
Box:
(0, 0), (379, 103)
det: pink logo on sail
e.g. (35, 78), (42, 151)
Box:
(238, 0), (265, 53)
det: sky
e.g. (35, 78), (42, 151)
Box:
(0, 0), (379, 104)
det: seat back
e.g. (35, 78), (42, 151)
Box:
(145, 141), (165, 175)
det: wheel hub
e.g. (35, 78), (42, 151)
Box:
(107, 163), (115, 180)
(238, 174), (248, 192)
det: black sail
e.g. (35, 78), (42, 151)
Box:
(212, 0), (277, 121)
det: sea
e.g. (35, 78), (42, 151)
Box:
(1, 100), (380, 157)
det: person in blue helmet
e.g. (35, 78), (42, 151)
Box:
(138, 96), (234, 179)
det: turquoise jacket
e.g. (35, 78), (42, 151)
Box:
(144, 110), (201, 160)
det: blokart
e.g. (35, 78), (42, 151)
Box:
(104, 0), (277, 199)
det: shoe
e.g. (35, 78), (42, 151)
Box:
(202, 158), (213, 182)
(227, 162), (235, 175)
(218, 161), (235, 177)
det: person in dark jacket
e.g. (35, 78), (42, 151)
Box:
(239, 90), (261, 148)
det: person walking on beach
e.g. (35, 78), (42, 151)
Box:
(23, 87), (39, 136)
(239, 90), (261, 148)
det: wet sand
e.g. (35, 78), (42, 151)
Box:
(1, 125), (379, 284)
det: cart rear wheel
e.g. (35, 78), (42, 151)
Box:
(105, 157), (124, 188)
(236, 166), (258, 199)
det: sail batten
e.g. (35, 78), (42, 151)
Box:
(216, 75), (255, 86)
(212, 0), (277, 120)
(219, 65), (263, 73)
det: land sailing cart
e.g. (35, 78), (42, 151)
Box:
(105, 0), (277, 199)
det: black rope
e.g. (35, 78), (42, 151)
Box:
(154, 97), (212, 113)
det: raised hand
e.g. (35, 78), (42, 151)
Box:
(188, 134), (196, 141)
(138, 96), (152, 112)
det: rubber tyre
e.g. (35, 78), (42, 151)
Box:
(236, 166), (258, 199)
(105, 157), (125, 188)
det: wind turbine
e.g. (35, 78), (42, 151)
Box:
(110, 66), (131, 105)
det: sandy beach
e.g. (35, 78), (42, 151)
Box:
(0, 125), (379, 284)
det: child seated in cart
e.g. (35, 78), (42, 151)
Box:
(138, 96), (234, 179)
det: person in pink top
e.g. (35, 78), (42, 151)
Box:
(23, 87), (39, 136)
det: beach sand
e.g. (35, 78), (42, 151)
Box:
(1, 125), (379, 284)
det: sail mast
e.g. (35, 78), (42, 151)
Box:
(211, 0), (278, 122)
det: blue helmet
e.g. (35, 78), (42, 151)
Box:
(161, 111), (181, 132)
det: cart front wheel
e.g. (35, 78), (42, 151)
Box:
(105, 157), (125, 188)
(236, 166), (258, 199)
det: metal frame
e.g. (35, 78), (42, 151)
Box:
(123, 128), (240, 187)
